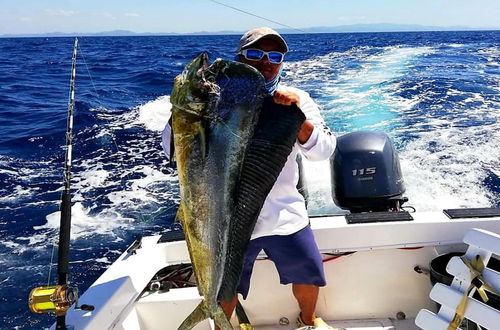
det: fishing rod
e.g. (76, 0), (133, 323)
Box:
(28, 38), (82, 329)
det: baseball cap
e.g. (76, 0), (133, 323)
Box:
(236, 27), (289, 53)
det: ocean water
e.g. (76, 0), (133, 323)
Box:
(0, 31), (498, 328)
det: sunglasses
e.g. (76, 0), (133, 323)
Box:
(239, 48), (285, 64)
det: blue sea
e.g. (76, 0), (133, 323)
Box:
(0, 31), (499, 329)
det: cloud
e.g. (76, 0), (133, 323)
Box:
(125, 13), (140, 17)
(103, 13), (117, 20)
(19, 16), (32, 22)
(44, 9), (78, 17)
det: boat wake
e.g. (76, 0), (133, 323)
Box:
(286, 45), (499, 212)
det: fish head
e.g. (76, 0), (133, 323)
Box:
(171, 52), (218, 116)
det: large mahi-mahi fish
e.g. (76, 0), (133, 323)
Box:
(171, 52), (305, 329)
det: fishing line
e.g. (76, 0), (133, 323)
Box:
(47, 243), (57, 286)
(208, 0), (307, 33)
(220, 121), (244, 140)
(78, 43), (125, 161)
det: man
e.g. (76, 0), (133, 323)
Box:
(222, 27), (336, 329)
(163, 27), (336, 329)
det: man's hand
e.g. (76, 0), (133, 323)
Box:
(273, 90), (300, 107)
(297, 120), (314, 144)
(272, 91), (312, 143)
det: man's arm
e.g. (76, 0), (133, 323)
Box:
(297, 120), (314, 144)
(274, 89), (336, 160)
(161, 117), (175, 165)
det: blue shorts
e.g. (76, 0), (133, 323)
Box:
(237, 225), (326, 299)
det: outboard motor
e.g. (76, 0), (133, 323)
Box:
(331, 131), (407, 213)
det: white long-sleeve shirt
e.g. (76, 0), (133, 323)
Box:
(162, 85), (336, 239)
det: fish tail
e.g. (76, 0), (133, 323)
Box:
(178, 301), (233, 330)
(177, 301), (208, 330)
(213, 304), (233, 330)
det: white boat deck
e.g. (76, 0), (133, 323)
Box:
(136, 286), (421, 329)
(59, 211), (500, 330)
(253, 318), (418, 330)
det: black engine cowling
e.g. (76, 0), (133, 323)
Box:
(331, 131), (406, 212)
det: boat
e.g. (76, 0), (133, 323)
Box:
(50, 131), (500, 330)
(54, 210), (499, 329)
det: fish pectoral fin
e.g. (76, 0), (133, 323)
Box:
(175, 203), (185, 224)
(197, 120), (209, 161)
(178, 301), (232, 330)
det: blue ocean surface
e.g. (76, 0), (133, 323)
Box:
(0, 31), (498, 329)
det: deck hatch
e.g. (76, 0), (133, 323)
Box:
(158, 229), (185, 243)
(443, 208), (500, 219)
(345, 211), (413, 224)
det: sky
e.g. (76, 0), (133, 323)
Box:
(0, 0), (499, 35)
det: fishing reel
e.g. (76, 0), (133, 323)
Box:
(29, 284), (95, 316)
(28, 285), (77, 316)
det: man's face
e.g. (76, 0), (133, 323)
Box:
(240, 38), (283, 82)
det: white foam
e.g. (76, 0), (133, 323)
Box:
(301, 159), (345, 215)
(0, 185), (35, 203)
(16, 234), (49, 246)
(73, 163), (110, 194)
(400, 124), (500, 211)
(107, 165), (175, 207)
(135, 95), (172, 131)
(0, 239), (48, 254)
(80, 169), (109, 187)
(94, 257), (112, 264)
(286, 46), (434, 132)
(1, 241), (20, 249)
(0, 168), (17, 175)
(35, 202), (134, 239)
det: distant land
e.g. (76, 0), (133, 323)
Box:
(2, 24), (499, 38)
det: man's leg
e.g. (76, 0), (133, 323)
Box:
(262, 226), (325, 325)
(293, 283), (319, 325)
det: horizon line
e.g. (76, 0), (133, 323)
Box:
(2, 23), (499, 38)
(2, 29), (500, 38)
